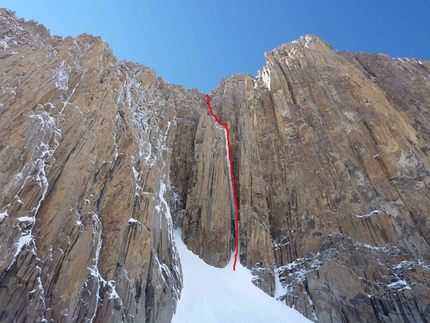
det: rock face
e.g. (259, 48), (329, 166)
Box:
(180, 112), (233, 268)
(207, 37), (430, 322)
(0, 8), (199, 323)
(1, 8), (430, 323)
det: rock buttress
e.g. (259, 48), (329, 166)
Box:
(0, 8), (201, 323)
(180, 112), (233, 268)
(206, 35), (430, 322)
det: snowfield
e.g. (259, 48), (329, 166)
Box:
(172, 231), (312, 323)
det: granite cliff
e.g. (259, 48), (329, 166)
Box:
(1, 8), (430, 323)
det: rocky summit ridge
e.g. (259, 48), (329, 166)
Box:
(1, 8), (430, 323)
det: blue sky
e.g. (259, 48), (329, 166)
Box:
(1, 0), (429, 93)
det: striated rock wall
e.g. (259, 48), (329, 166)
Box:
(0, 8), (204, 323)
(1, 8), (430, 323)
(180, 112), (233, 268)
(206, 36), (430, 322)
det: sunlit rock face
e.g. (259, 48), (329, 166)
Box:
(1, 8), (430, 323)
(208, 36), (430, 322)
(0, 8), (200, 323)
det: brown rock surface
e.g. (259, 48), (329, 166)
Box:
(1, 8), (430, 323)
(180, 112), (233, 268)
(207, 35), (430, 322)
(0, 8), (203, 323)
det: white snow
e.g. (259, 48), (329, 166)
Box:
(356, 210), (382, 218)
(0, 39), (8, 49)
(0, 35), (11, 49)
(14, 234), (33, 257)
(172, 230), (312, 323)
(127, 217), (144, 226)
(393, 261), (415, 271)
(17, 216), (36, 223)
(5, 109), (62, 270)
(304, 35), (314, 48)
(275, 269), (291, 298)
(85, 211), (123, 322)
(55, 61), (70, 91)
(0, 210), (8, 221)
(387, 280), (411, 293)
(260, 67), (271, 91)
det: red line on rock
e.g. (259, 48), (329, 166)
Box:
(205, 94), (239, 271)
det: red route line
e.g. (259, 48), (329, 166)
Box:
(205, 94), (239, 271)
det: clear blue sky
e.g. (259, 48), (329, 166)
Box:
(1, 0), (429, 94)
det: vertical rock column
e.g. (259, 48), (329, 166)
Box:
(181, 112), (233, 268)
(210, 75), (277, 296)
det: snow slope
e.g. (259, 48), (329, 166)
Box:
(172, 231), (313, 323)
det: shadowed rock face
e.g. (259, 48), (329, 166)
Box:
(1, 8), (430, 323)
